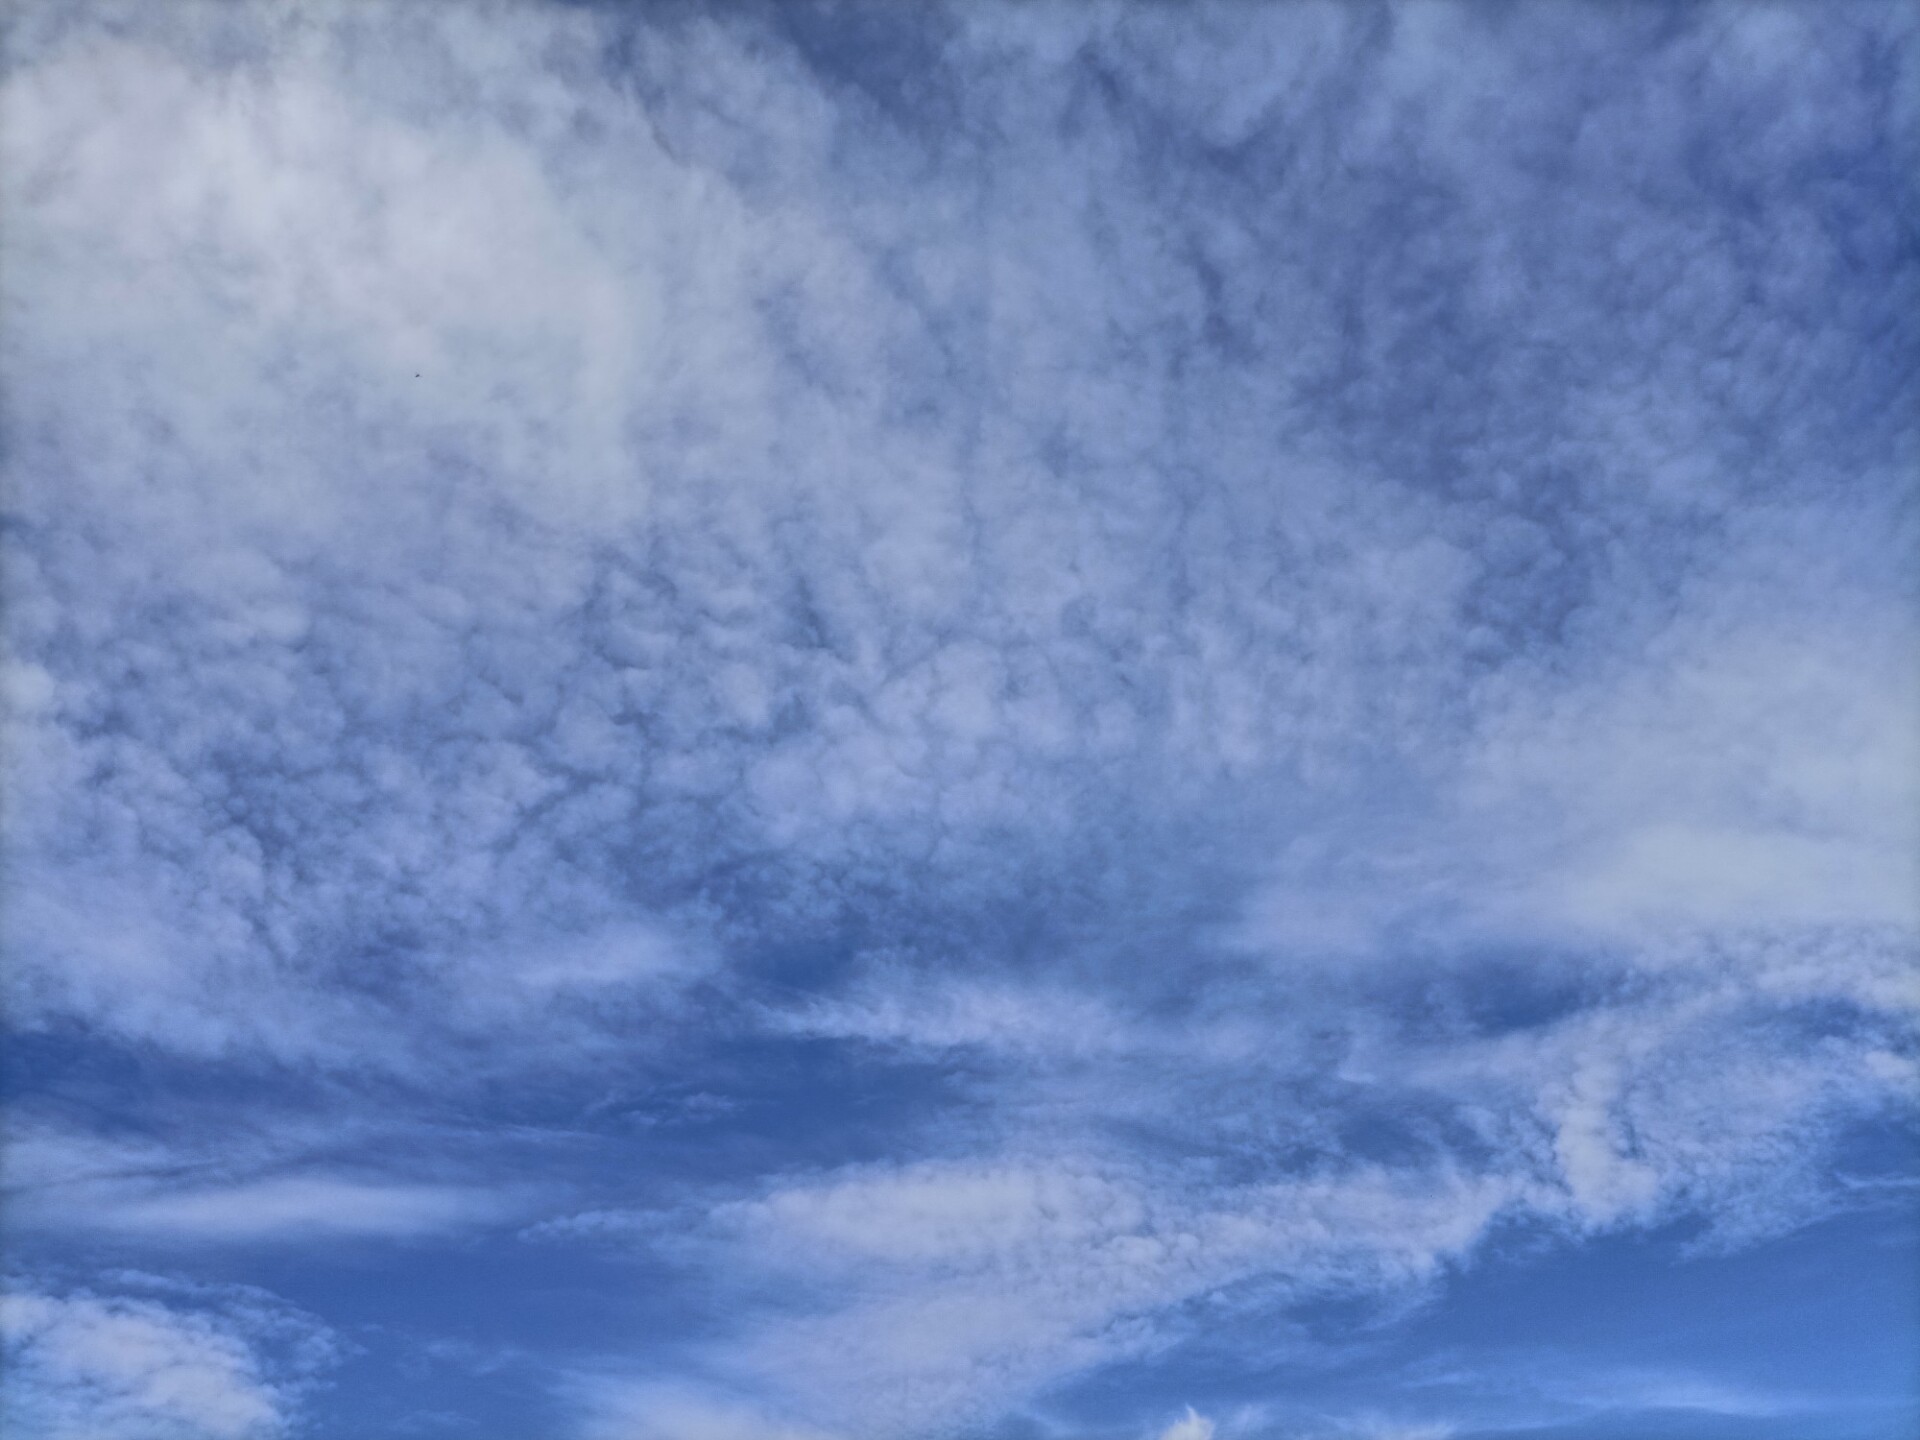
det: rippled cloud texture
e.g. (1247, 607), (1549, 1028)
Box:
(4, 2), (1917, 1437)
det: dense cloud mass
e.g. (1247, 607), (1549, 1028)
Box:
(3, 3), (1916, 1437)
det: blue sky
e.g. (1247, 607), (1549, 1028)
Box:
(2, 2), (1916, 1437)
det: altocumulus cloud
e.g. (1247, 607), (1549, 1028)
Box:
(2, 1), (1916, 1437)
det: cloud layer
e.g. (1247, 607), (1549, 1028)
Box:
(3, 2), (1915, 1437)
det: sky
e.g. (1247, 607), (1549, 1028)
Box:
(1, 2), (1916, 1437)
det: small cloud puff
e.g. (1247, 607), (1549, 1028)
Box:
(1157, 1406), (1216, 1440)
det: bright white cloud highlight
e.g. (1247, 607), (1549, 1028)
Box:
(0, 1283), (331, 1440)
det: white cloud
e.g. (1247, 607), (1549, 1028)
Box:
(0, 0), (1488, 1073)
(1157, 1405), (1215, 1440)
(88, 1176), (518, 1242)
(1, 3), (1914, 1437)
(0, 1282), (332, 1440)
(4, 1120), (529, 1244)
(1464, 538), (1920, 944)
(627, 1158), (1523, 1437)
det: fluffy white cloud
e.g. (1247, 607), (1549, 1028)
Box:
(0, 1281), (333, 1440)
